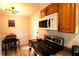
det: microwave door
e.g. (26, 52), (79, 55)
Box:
(39, 20), (48, 28)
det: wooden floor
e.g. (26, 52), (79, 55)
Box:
(2, 44), (34, 56)
(2, 44), (72, 56)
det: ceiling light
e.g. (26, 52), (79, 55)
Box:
(5, 7), (18, 14)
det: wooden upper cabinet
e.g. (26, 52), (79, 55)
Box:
(58, 3), (75, 33)
(46, 3), (58, 15)
(40, 3), (58, 18)
(40, 8), (46, 18)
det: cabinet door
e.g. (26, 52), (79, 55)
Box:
(58, 3), (75, 33)
(40, 8), (46, 18)
(47, 3), (57, 15)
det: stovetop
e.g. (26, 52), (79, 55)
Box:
(31, 35), (64, 56)
(33, 42), (53, 56)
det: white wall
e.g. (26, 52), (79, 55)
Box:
(30, 3), (50, 39)
(0, 33), (2, 56)
(30, 11), (39, 39)
(0, 11), (30, 46)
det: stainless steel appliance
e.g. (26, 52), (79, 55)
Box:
(30, 35), (64, 56)
(72, 45), (79, 56)
(39, 13), (58, 30)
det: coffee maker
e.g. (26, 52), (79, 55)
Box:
(72, 45), (79, 56)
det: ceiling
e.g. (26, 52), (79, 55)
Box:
(0, 3), (50, 17)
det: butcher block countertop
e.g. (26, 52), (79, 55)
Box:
(55, 49), (72, 56)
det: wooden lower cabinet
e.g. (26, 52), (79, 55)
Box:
(58, 3), (76, 33)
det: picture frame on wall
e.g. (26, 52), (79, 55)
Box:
(8, 20), (15, 27)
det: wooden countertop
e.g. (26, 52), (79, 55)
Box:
(29, 39), (43, 43)
(55, 49), (72, 56)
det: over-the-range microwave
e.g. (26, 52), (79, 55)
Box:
(39, 13), (58, 30)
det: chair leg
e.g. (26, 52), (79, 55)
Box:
(4, 44), (7, 56)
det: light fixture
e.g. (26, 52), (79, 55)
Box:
(5, 7), (18, 14)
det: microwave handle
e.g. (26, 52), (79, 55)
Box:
(48, 19), (50, 28)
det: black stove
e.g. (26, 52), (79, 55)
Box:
(31, 35), (64, 56)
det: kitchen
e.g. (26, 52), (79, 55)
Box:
(0, 3), (79, 56)
(30, 3), (79, 56)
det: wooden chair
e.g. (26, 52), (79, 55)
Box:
(2, 35), (20, 56)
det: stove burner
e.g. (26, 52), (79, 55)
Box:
(44, 35), (64, 46)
